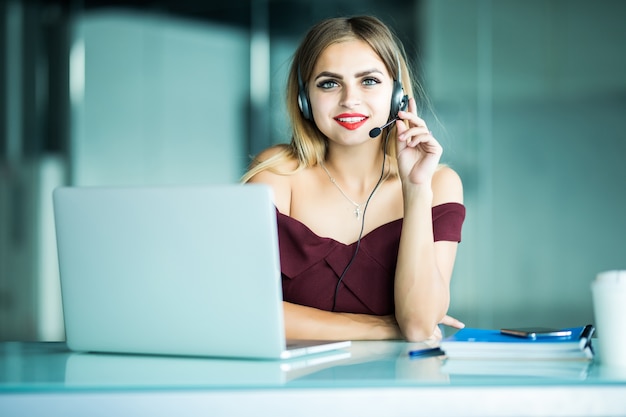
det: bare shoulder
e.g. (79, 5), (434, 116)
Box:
(432, 165), (463, 206)
(248, 144), (289, 165)
(246, 144), (298, 215)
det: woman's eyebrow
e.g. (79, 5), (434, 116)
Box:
(314, 68), (385, 81)
(355, 68), (385, 78)
(314, 71), (342, 81)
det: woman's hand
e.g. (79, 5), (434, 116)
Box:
(429, 314), (466, 340)
(440, 314), (465, 330)
(395, 97), (443, 186)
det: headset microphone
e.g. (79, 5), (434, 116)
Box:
(369, 117), (400, 138)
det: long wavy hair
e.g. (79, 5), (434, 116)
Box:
(242, 15), (424, 182)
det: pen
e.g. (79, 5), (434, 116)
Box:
(408, 347), (445, 359)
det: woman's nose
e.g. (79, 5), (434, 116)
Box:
(339, 85), (361, 108)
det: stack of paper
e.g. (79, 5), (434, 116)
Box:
(441, 358), (591, 379)
(440, 326), (594, 361)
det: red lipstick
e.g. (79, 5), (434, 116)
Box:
(334, 113), (368, 131)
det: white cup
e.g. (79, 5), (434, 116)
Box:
(591, 270), (626, 367)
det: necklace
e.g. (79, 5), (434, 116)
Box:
(320, 162), (381, 220)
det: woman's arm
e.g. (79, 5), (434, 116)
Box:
(394, 168), (463, 341)
(393, 98), (464, 342)
(284, 301), (402, 340)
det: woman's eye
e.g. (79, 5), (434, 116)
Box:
(362, 77), (381, 86)
(317, 80), (338, 89)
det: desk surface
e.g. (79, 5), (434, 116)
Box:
(2, 341), (626, 417)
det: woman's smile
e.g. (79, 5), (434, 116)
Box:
(334, 113), (369, 130)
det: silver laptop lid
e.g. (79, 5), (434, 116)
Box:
(53, 184), (286, 359)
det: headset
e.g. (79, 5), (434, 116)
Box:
(297, 66), (314, 121)
(297, 54), (408, 124)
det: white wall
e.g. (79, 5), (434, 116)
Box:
(71, 11), (250, 186)
(421, 0), (626, 329)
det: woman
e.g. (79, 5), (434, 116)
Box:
(243, 16), (465, 342)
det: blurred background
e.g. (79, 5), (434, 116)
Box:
(1, 0), (625, 341)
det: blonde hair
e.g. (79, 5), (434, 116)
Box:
(242, 15), (425, 183)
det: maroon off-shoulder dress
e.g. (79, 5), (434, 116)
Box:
(277, 202), (465, 315)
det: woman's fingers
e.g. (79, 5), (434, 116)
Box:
(396, 100), (434, 148)
(398, 127), (432, 147)
(440, 314), (465, 329)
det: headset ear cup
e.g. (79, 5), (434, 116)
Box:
(298, 89), (313, 121)
(399, 93), (409, 112)
(390, 80), (405, 119)
(297, 67), (313, 121)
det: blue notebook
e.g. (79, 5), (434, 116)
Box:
(440, 325), (594, 360)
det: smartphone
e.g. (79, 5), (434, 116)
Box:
(500, 327), (572, 339)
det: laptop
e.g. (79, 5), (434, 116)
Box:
(53, 184), (351, 360)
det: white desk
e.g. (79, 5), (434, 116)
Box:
(1, 341), (626, 417)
